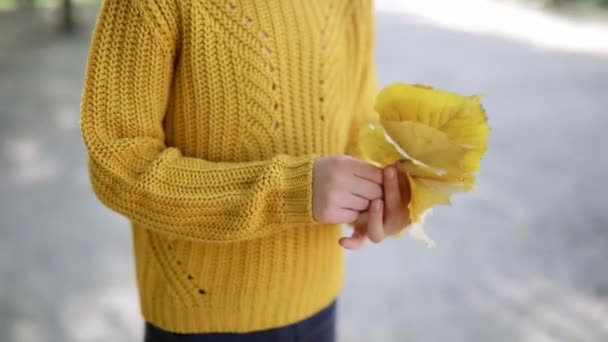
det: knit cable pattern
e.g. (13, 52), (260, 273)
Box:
(81, 0), (377, 333)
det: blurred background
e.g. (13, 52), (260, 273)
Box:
(1, 0), (607, 341)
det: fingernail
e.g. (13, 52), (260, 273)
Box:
(386, 167), (395, 179)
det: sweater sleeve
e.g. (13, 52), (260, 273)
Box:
(80, 0), (317, 243)
(345, 2), (379, 158)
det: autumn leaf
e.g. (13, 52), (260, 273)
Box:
(357, 82), (490, 246)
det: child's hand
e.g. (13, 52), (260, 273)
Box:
(312, 155), (383, 224)
(338, 164), (411, 250)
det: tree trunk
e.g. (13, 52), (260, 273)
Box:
(62, 0), (74, 33)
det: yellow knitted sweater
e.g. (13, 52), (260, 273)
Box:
(80, 0), (377, 333)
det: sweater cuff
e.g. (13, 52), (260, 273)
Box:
(280, 155), (317, 224)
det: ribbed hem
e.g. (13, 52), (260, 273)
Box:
(141, 289), (340, 334)
(135, 222), (345, 334)
(135, 220), (346, 334)
(279, 154), (317, 225)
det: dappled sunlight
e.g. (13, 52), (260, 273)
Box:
(3, 136), (60, 185)
(54, 105), (79, 131)
(10, 319), (45, 342)
(376, 0), (608, 55)
(60, 283), (141, 342)
(469, 272), (608, 342)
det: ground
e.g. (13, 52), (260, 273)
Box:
(1, 3), (607, 342)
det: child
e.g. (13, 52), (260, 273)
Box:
(80, 0), (409, 341)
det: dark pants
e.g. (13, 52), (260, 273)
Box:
(144, 301), (337, 342)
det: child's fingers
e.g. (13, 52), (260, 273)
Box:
(350, 178), (383, 201)
(354, 210), (369, 227)
(339, 213), (370, 250)
(342, 193), (370, 211)
(339, 231), (367, 250)
(398, 171), (412, 227)
(383, 166), (404, 232)
(352, 160), (384, 184)
(367, 199), (385, 243)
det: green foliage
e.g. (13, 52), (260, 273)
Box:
(546, 0), (608, 8)
(0, 0), (97, 10)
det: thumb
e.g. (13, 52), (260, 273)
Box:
(339, 212), (369, 250)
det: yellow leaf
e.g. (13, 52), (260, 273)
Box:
(375, 83), (489, 156)
(357, 124), (402, 166)
(354, 82), (490, 246)
(382, 120), (466, 176)
(375, 83), (470, 127)
(405, 172), (451, 223)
